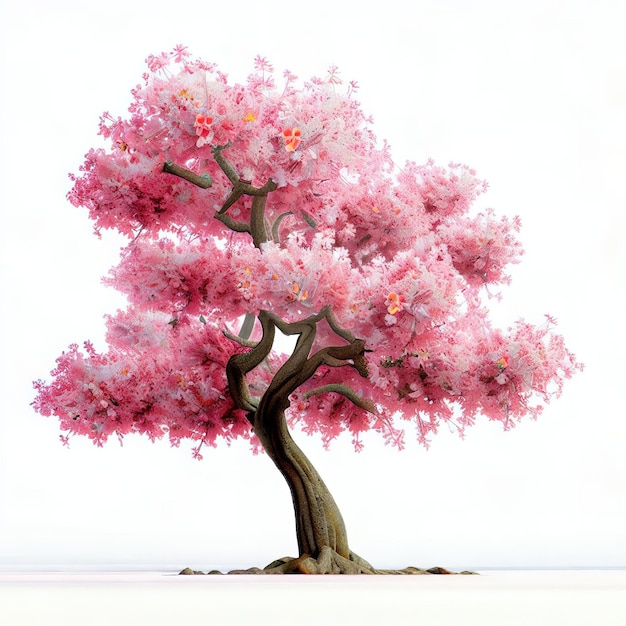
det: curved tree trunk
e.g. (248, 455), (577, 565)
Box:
(224, 308), (377, 573)
(254, 397), (350, 560)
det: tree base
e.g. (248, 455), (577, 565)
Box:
(179, 547), (478, 575)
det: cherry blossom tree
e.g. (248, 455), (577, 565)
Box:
(33, 48), (581, 574)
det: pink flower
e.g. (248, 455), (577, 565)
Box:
(290, 282), (309, 302)
(146, 52), (170, 73)
(283, 69), (298, 83)
(254, 56), (274, 74)
(172, 45), (189, 63)
(283, 128), (301, 152)
(386, 293), (405, 315)
(544, 314), (558, 326)
(326, 65), (342, 85)
(194, 114), (214, 147)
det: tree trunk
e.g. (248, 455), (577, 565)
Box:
(222, 308), (468, 574)
(253, 399), (350, 561)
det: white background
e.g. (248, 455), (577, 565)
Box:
(2, 570), (626, 626)
(0, 0), (624, 571)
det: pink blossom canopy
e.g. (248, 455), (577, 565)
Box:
(33, 48), (581, 457)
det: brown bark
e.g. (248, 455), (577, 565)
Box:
(253, 391), (350, 560)
(162, 161), (213, 188)
(224, 308), (375, 572)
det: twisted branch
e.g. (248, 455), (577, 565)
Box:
(212, 144), (278, 248)
(225, 307), (370, 416)
(162, 145), (279, 248)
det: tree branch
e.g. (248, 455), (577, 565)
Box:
(272, 211), (293, 242)
(259, 309), (370, 400)
(250, 196), (271, 248)
(211, 144), (277, 247)
(214, 213), (251, 235)
(223, 328), (258, 348)
(321, 307), (357, 344)
(213, 144), (277, 198)
(225, 308), (371, 416)
(225, 313), (276, 412)
(304, 384), (377, 414)
(212, 143), (239, 184)
(218, 187), (245, 215)
(162, 161), (213, 188)
(238, 312), (256, 341)
(315, 341), (370, 377)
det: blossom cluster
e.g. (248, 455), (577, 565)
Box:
(440, 210), (524, 289)
(34, 48), (582, 454)
(33, 311), (251, 454)
(105, 236), (245, 318)
(76, 48), (378, 240)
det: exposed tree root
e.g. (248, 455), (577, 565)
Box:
(179, 547), (478, 575)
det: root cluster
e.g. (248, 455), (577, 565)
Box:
(180, 547), (477, 575)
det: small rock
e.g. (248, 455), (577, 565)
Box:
(264, 557), (296, 570)
(228, 567), (263, 574)
(426, 566), (453, 575)
(179, 567), (205, 575)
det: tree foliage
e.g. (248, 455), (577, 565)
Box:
(33, 47), (581, 460)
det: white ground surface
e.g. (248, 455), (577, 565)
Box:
(1, 570), (624, 626)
